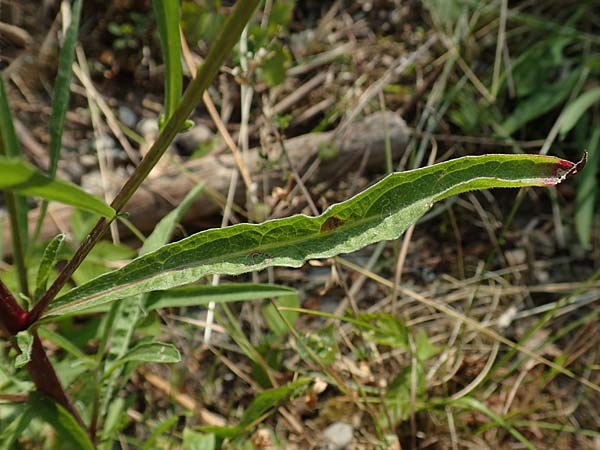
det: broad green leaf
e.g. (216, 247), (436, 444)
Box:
(44, 154), (581, 318)
(576, 128), (599, 248)
(559, 87), (600, 138)
(183, 429), (215, 450)
(500, 70), (580, 135)
(450, 397), (536, 450)
(103, 342), (180, 379)
(14, 330), (33, 368)
(49, 0), (82, 177)
(28, 392), (94, 450)
(0, 157), (115, 217)
(34, 234), (66, 300)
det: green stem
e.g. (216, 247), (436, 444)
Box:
(25, 0), (261, 325)
(5, 192), (29, 298)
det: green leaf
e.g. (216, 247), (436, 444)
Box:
(48, 0), (82, 177)
(14, 330), (33, 368)
(44, 154), (580, 318)
(153, 0), (183, 126)
(559, 87), (600, 138)
(0, 74), (30, 281)
(262, 295), (299, 337)
(576, 128), (600, 248)
(0, 407), (34, 450)
(34, 234), (66, 300)
(0, 157), (115, 217)
(201, 378), (310, 438)
(103, 342), (180, 379)
(500, 70), (580, 135)
(182, 429), (215, 450)
(28, 392), (95, 450)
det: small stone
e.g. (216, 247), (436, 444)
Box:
(118, 105), (137, 128)
(322, 422), (353, 450)
(137, 117), (159, 138)
(91, 134), (116, 152)
(175, 123), (214, 156)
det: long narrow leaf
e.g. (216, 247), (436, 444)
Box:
(49, 0), (82, 177)
(0, 157), (115, 217)
(153, 0), (183, 126)
(0, 75), (30, 291)
(34, 234), (66, 300)
(44, 154), (582, 318)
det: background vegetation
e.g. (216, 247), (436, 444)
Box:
(0, 0), (598, 449)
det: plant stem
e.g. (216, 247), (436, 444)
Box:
(26, 331), (88, 432)
(25, 0), (261, 325)
(5, 192), (29, 298)
(0, 278), (27, 334)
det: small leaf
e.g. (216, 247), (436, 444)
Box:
(28, 392), (95, 450)
(34, 234), (66, 300)
(559, 87), (600, 138)
(0, 157), (114, 217)
(45, 154), (581, 318)
(103, 342), (180, 379)
(14, 330), (33, 368)
(182, 429), (216, 450)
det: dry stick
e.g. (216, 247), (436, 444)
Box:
(27, 0), (261, 325)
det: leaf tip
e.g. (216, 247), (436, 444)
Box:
(546, 153), (588, 186)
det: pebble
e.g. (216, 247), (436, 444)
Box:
(91, 134), (116, 152)
(321, 422), (353, 450)
(118, 105), (137, 128)
(174, 123), (214, 156)
(137, 117), (159, 138)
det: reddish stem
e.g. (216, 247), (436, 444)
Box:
(26, 332), (87, 432)
(0, 279), (27, 334)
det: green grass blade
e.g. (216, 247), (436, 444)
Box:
(152, 0), (183, 126)
(575, 128), (599, 248)
(44, 154), (581, 318)
(141, 183), (204, 255)
(450, 397), (536, 450)
(559, 87), (600, 138)
(0, 156), (115, 217)
(0, 75), (30, 294)
(48, 0), (82, 177)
